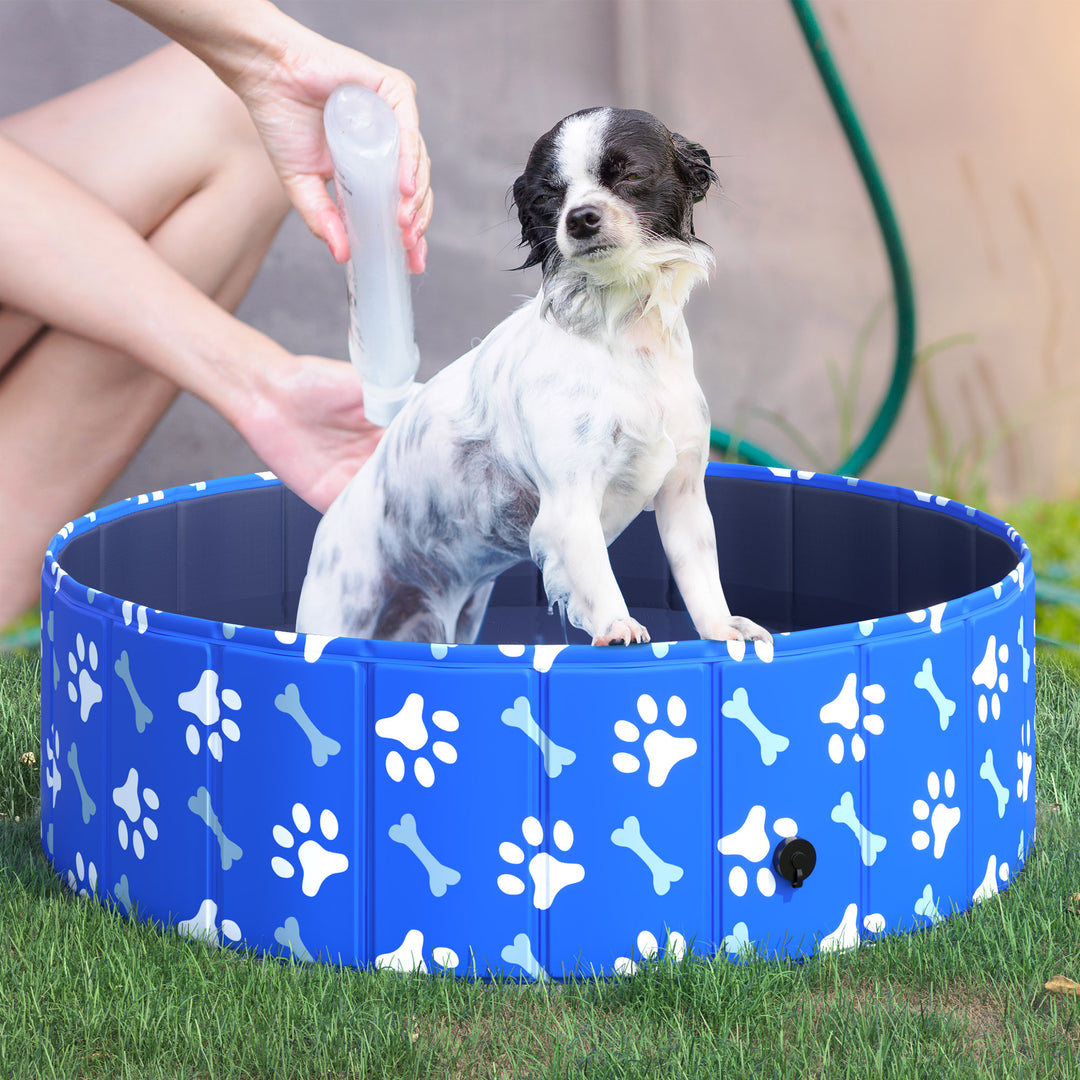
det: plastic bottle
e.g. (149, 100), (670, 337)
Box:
(323, 84), (419, 427)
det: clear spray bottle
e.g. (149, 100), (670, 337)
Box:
(323, 84), (419, 427)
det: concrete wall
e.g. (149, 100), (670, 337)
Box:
(3, 1), (1077, 511)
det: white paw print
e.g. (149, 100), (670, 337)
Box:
(1017, 718), (1033, 802)
(375, 692), (458, 788)
(820, 673), (885, 764)
(973, 635), (1009, 722)
(178, 669), (241, 762)
(272, 803), (349, 897)
(178, 899), (242, 946)
(912, 769), (961, 858)
(44, 726), (62, 808)
(613, 929), (687, 975)
(718, 805), (798, 898)
(497, 815), (584, 910)
(66, 850), (98, 898)
(112, 767), (159, 860)
(67, 633), (103, 722)
(612, 693), (697, 786)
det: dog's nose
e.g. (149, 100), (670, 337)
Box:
(566, 205), (603, 240)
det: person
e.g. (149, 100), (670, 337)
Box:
(0, 0), (432, 634)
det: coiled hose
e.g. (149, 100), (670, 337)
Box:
(710, 0), (917, 476)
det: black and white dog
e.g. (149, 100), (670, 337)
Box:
(296, 107), (771, 647)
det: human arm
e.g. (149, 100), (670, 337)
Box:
(0, 131), (380, 511)
(109, 0), (431, 270)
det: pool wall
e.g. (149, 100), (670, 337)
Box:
(40, 465), (1036, 977)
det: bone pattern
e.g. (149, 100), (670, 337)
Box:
(40, 468), (1037, 978)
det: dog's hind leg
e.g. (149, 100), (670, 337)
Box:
(454, 581), (495, 644)
(373, 585), (451, 643)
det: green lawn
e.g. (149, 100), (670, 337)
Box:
(2, 645), (1079, 1079)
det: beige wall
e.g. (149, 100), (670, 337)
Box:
(3, 1), (1077, 509)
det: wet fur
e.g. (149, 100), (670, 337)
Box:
(296, 107), (772, 647)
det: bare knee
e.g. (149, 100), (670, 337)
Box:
(162, 47), (290, 222)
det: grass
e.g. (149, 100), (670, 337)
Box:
(1007, 495), (1080, 652)
(2, 647), (1080, 1078)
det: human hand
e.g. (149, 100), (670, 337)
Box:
(236, 31), (432, 272)
(109, 2), (431, 269)
(236, 354), (386, 512)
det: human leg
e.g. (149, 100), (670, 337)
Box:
(0, 44), (290, 626)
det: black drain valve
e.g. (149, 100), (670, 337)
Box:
(773, 837), (817, 888)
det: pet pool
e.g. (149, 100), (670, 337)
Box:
(40, 463), (1035, 977)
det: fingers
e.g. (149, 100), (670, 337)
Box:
(284, 171), (350, 264)
(375, 67), (432, 275)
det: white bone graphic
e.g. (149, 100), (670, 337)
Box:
(611, 816), (683, 895)
(914, 659), (956, 731)
(275, 683), (341, 766)
(501, 932), (548, 981)
(501, 696), (576, 778)
(66, 742), (96, 824)
(722, 688), (789, 765)
(831, 791), (887, 865)
(188, 786), (242, 869)
(722, 921), (752, 956)
(114, 651), (152, 733)
(979, 749), (1009, 818)
(914, 884), (943, 924)
(389, 812), (461, 897)
(274, 916), (313, 962)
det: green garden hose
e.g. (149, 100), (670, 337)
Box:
(711, 0), (917, 476)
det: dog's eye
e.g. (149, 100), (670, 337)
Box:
(531, 181), (564, 208)
(619, 167), (651, 186)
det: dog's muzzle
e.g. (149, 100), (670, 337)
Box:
(565, 204), (603, 240)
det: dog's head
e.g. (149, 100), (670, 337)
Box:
(511, 107), (718, 278)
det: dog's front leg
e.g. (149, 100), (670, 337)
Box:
(529, 492), (649, 646)
(653, 460), (772, 644)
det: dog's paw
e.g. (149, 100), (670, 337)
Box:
(592, 617), (651, 647)
(714, 616), (772, 645)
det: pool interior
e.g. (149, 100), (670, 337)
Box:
(57, 475), (1020, 644)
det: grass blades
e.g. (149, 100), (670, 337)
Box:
(3, 647), (1080, 1079)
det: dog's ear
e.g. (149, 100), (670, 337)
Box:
(672, 133), (719, 204)
(509, 173), (548, 271)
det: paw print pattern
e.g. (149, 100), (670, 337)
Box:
(67, 633), (103, 722)
(44, 726), (62, 808)
(66, 850), (98, 898)
(272, 803), (349, 897)
(820, 673), (885, 764)
(178, 669), (241, 762)
(718, 805), (798, 898)
(912, 770), (961, 858)
(613, 693), (697, 786)
(1017, 719), (1033, 802)
(497, 815), (584, 910)
(112, 768), (159, 860)
(375, 692), (458, 788)
(973, 635), (1009, 723)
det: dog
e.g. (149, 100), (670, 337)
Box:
(296, 106), (771, 648)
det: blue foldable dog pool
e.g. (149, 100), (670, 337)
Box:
(40, 463), (1035, 977)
